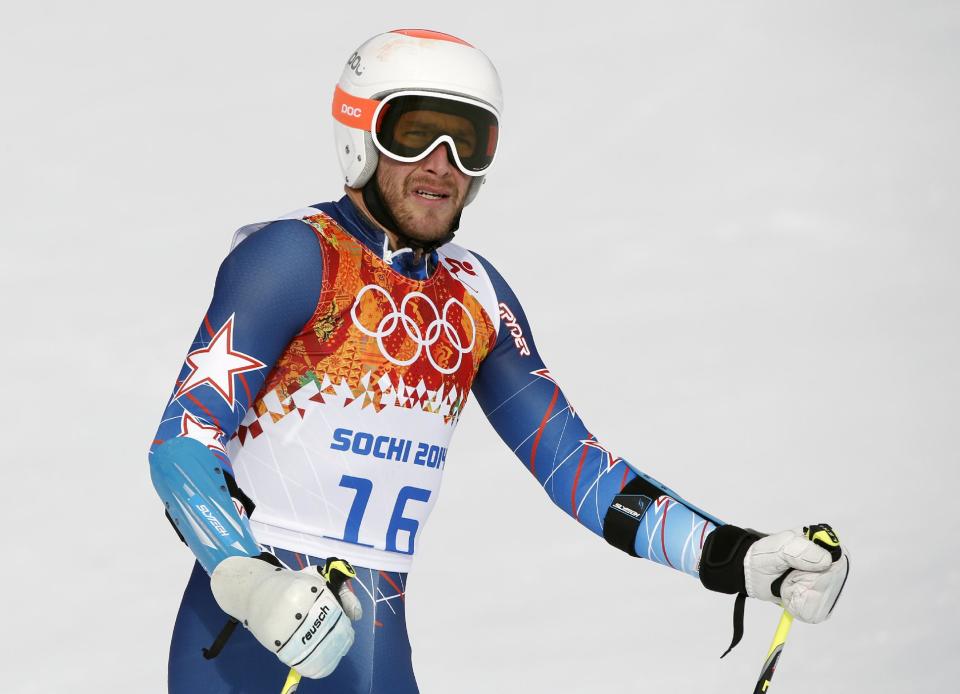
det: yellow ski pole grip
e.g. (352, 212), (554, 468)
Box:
(806, 523), (841, 561)
(322, 558), (358, 588)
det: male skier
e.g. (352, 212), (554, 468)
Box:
(149, 29), (850, 693)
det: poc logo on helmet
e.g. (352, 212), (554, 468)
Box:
(346, 51), (364, 76)
(341, 104), (363, 118)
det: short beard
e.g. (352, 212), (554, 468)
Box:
(376, 167), (464, 244)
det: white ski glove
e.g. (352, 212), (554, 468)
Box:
(699, 522), (850, 656)
(744, 526), (849, 623)
(210, 555), (363, 679)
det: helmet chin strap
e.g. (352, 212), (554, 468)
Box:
(361, 175), (461, 254)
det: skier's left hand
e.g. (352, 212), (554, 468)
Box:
(699, 523), (850, 623)
(744, 526), (849, 623)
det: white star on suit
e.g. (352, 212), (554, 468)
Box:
(174, 314), (265, 408)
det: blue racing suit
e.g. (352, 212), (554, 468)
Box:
(150, 196), (724, 692)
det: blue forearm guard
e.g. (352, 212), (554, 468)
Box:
(150, 437), (261, 573)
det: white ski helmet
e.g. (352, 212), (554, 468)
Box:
(332, 29), (503, 206)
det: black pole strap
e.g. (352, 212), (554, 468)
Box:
(720, 592), (748, 658)
(202, 617), (240, 660)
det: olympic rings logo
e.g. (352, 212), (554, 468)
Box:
(350, 285), (476, 374)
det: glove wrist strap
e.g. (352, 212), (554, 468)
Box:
(698, 524), (761, 594)
(699, 524), (763, 658)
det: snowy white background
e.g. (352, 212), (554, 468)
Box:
(2, 1), (957, 691)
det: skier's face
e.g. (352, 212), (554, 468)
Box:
(375, 143), (471, 244)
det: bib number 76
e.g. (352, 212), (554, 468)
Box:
(327, 475), (431, 555)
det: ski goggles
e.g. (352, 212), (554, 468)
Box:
(333, 87), (500, 176)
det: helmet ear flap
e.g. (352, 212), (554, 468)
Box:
(463, 176), (484, 206)
(334, 124), (378, 187)
(351, 132), (379, 188)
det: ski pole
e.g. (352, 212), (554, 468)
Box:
(752, 610), (793, 693)
(752, 524), (841, 693)
(280, 668), (301, 694)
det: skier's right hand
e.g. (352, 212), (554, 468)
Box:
(210, 554), (363, 678)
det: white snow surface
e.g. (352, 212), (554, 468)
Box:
(1, 1), (957, 692)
